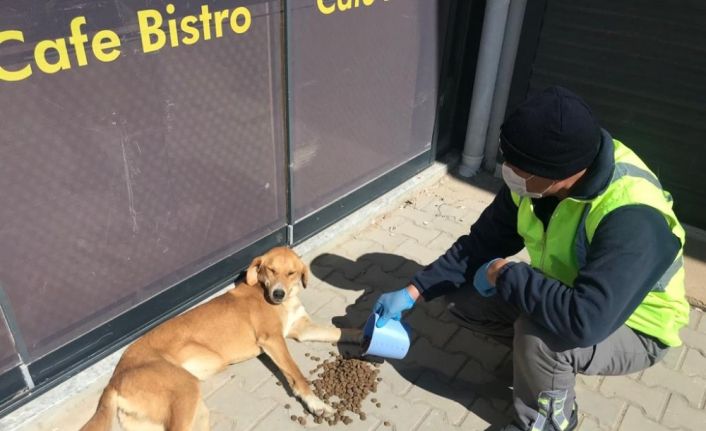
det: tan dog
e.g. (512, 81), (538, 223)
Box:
(81, 247), (360, 431)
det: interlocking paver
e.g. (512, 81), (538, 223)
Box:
(207, 385), (277, 431)
(459, 397), (512, 430)
(374, 361), (421, 396)
(576, 374), (603, 391)
(405, 371), (476, 425)
(680, 327), (706, 356)
(640, 362), (706, 407)
(201, 358), (270, 398)
(617, 405), (668, 431)
(356, 265), (407, 292)
(426, 232), (456, 252)
(405, 308), (459, 348)
(681, 348), (706, 378)
(661, 394), (706, 431)
(414, 409), (455, 430)
(338, 238), (380, 260)
(455, 358), (503, 385)
(394, 221), (441, 245)
(358, 247), (409, 272)
(444, 327), (511, 371)
(359, 391), (430, 431)
(599, 375), (669, 420)
(321, 271), (367, 304)
(394, 206), (436, 226)
(577, 415), (608, 431)
(297, 282), (346, 316)
(660, 344), (686, 370)
(393, 238), (445, 267)
(358, 226), (409, 252)
(309, 252), (372, 282)
(421, 217), (472, 238)
(574, 386), (626, 430)
(431, 202), (475, 221)
(373, 214), (410, 233)
(404, 338), (468, 381)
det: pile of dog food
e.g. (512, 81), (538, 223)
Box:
(288, 351), (388, 426)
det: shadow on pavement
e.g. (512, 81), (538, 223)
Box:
(310, 252), (516, 429)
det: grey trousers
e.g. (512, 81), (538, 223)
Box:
(444, 284), (668, 430)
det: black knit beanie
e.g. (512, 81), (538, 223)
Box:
(500, 86), (600, 180)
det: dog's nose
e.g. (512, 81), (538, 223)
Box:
(272, 289), (285, 300)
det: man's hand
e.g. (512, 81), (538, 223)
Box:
(373, 285), (419, 328)
(473, 258), (510, 296)
(487, 258), (510, 285)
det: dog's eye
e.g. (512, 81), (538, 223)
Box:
(266, 267), (275, 274)
(288, 271), (295, 276)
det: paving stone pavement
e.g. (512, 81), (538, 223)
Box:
(14, 172), (706, 431)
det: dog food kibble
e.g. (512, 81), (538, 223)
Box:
(298, 416), (306, 425)
(293, 351), (382, 426)
(376, 402), (381, 408)
(276, 381), (282, 386)
(384, 421), (391, 427)
(305, 353), (310, 357)
(371, 398), (377, 403)
(284, 404), (291, 409)
(290, 415), (297, 421)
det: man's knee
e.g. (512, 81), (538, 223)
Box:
(513, 315), (572, 364)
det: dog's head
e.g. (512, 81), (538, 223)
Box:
(245, 246), (309, 304)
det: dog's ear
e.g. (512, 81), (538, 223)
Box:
(301, 262), (309, 288)
(246, 256), (262, 286)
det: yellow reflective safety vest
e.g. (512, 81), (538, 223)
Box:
(511, 140), (688, 346)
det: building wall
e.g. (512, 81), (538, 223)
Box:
(516, 0), (706, 229)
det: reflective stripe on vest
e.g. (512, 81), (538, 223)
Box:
(512, 140), (689, 346)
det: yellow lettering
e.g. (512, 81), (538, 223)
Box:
(229, 7), (251, 34)
(363, 0), (375, 5)
(317, 0), (336, 15)
(68, 16), (89, 67)
(137, 9), (165, 53)
(199, 5), (212, 41)
(0, 31), (32, 81)
(35, 39), (71, 74)
(166, 4), (179, 47)
(214, 10), (229, 38)
(180, 16), (200, 45)
(338, 0), (353, 10)
(92, 30), (121, 62)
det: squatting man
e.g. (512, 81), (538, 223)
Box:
(372, 86), (688, 431)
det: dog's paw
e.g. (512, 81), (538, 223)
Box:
(304, 395), (334, 417)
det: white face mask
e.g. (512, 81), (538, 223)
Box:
(501, 163), (553, 198)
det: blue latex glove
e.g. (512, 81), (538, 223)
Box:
(473, 258), (503, 297)
(373, 287), (416, 328)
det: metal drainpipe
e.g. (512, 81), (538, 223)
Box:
(458, 0), (511, 178)
(483, 0), (528, 176)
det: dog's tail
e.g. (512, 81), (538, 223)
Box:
(80, 385), (118, 431)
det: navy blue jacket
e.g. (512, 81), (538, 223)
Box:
(410, 131), (680, 348)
